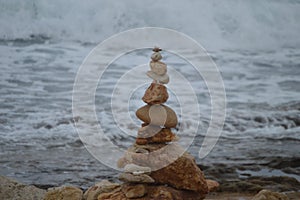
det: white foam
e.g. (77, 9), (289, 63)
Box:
(1, 0), (300, 50)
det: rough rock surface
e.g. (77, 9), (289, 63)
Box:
(136, 104), (177, 128)
(150, 152), (208, 193)
(252, 189), (289, 200)
(142, 83), (168, 104)
(83, 180), (120, 200)
(98, 184), (205, 200)
(0, 175), (46, 200)
(44, 186), (83, 200)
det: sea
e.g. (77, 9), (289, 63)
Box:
(0, 0), (299, 188)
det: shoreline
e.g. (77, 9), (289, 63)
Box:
(1, 174), (299, 200)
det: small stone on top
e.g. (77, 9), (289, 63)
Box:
(152, 47), (162, 52)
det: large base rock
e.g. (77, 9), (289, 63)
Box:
(150, 152), (208, 193)
(0, 176), (46, 200)
(117, 143), (208, 194)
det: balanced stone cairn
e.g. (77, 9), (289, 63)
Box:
(98, 47), (219, 200)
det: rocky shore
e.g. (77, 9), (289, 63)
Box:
(1, 175), (299, 200)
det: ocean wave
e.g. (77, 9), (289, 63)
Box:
(0, 0), (300, 50)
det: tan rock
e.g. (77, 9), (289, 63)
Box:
(252, 189), (289, 200)
(136, 127), (177, 144)
(119, 172), (155, 183)
(206, 179), (219, 192)
(0, 176), (46, 200)
(99, 184), (206, 200)
(45, 186), (83, 200)
(122, 184), (146, 199)
(150, 152), (208, 193)
(136, 104), (178, 128)
(142, 83), (168, 104)
(83, 180), (120, 200)
(146, 71), (169, 84)
(150, 61), (167, 75)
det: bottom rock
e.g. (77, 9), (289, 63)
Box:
(97, 184), (205, 200)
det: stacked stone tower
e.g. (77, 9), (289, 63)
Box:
(98, 48), (217, 200)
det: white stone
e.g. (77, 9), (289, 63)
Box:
(146, 71), (169, 84)
(124, 163), (151, 175)
(150, 61), (167, 75)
